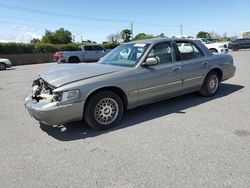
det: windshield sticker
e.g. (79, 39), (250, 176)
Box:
(133, 43), (146, 47)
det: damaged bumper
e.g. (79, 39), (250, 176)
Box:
(24, 92), (84, 125)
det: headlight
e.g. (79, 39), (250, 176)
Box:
(57, 89), (81, 105)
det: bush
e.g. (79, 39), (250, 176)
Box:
(0, 42), (120, 55)
(0, 43), (33, 54)
(102, 42), (120, 49)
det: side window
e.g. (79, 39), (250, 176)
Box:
(147, 42), (174, 64)
(95, 46), (104, 51)
(84, 46), (93, 51)
(176, 41), (204, 60)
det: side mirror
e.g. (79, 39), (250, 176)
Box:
(142, 57), (159, 67)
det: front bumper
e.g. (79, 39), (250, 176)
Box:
(219, 48), (228, 53)
(6, 63), (12, 68)
(57, 59), (66, 63)
(24, 92), (84, 125)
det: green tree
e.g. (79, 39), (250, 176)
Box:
(133, 33), (148, 40)
(30, 38), (40, 43)
(121, 29), (132, 42)
(41, 30), (54, 43)
(157, 33), (166, 38)
(133, 33), (159, 40)
(197, 31), (211, 38)
(53, 28), (72, 44)
(41, 28), (72, 44)
(107, 33), (121, 43)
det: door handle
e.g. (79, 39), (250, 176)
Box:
(172, 67), (181, 71)
(202, 62), (208, 66)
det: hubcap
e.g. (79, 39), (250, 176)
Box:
(207, 75), (219, 94)
(94, 98), (119, 125)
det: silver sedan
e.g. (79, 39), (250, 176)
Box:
(0, 58), (12, 70)
(24, 38), (236, 130)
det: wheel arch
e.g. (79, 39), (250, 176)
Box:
(69, 56), (80, 62)
(0, 62), (7, 65)
(209, 48), (218, 52)
(84, 86), (128, 112)
(207, 67), (223, 81)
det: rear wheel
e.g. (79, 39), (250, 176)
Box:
(69, 57), (80, 63)
(0, 63), (6, 70)
(232, 46), (239, 51)
(199, 71), (220, 97)
(84, 90), (124, 130)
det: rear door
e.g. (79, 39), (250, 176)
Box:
(244, 39), (250, 48)
(238, 39), (248, 49)
(94, 46), (106, 59)
(83, 46), (97, 61)
(175, 41), (209, 91)
(136, 41), (182, 104)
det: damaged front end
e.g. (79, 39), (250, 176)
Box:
(31, 78), (61, 103)
(24, 78), (84, 125)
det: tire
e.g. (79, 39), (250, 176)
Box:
(69, 57), (80, 63)
(199, 71), (220, 97)
(232, 46), (239, 51)
(0, 63), (6, 70)
(84, 90), (124, 130)
(210, 48), (218, 53)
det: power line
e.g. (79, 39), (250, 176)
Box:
(0, 3), (130, 23)
(0, 3), (182, 29)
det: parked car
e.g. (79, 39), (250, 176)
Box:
(24, 38), (236, 130)
(228, 38), (250, 51)
(57, 45), (110, 63)
(197, 38), (228, 53)
(0, 58), (12, 70)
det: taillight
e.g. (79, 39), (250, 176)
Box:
(59, 52), (63, 58)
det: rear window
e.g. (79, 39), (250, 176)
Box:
(176, 41), (204, 60)
(84, 46), (94, 51)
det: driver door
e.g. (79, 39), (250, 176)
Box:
(136, 42), (182, 104)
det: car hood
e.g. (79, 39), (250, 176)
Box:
(0, 58), (9, 61)
(40, 63), (128, 87)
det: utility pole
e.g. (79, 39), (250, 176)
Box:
(180, 25), (183, 38)
(131, 21), (134, 39)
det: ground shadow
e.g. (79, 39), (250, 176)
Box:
(40, 83), (244, 141)
(1, 67), (16, 71)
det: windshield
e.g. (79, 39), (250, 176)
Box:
(201, 39), (213, 44)
(99, 43), (149, 67)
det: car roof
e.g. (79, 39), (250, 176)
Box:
(129, 37), (195, 45)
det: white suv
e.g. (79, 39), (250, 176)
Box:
(197, 38), (228, 53)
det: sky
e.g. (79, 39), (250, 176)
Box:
(0, 0), (249, 43)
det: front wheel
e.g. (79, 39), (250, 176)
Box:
(84, 90), (124, 130)
(199, 71), (220, 97)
